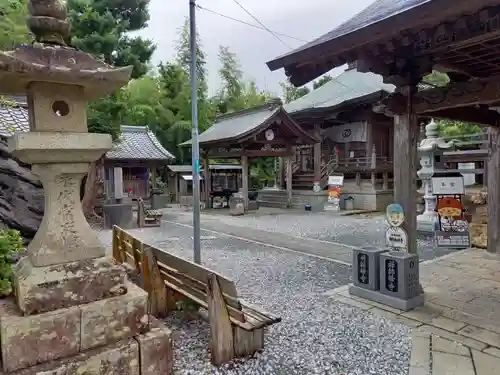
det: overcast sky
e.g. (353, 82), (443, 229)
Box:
(136, 0), (375, 95)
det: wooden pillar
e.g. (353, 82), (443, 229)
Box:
(241, 155), (249, 209)
(365, 121), (373, 158)
(277, 157), (284, 188)
(204, 158), (211, 205)
(175, 174), (180, 203)
(487, 126), (500, 253)
(151, 167), (157, 189)
(393, 85), (418, 255)
(313, 124), (322, 181)
(286, 154), (293, 207)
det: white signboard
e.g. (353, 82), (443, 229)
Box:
(431, 176), (465, 195)
(385, 227), (408, 250)
(325, 122), (368, 143)
(328, 174), (344, 186)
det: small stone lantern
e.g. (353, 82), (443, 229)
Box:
(0, 1), (172, 373)
(416, 119), (454, 232)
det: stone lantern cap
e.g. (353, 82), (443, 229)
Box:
(0, 45), (132, 100)
(418, 119), (454, 152)
(0, 0), (132, 99)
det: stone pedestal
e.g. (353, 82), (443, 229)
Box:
(103, 203), (134, 229)
(3, 124), (172, 375)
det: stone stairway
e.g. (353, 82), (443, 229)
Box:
(257, 189), (326, 210)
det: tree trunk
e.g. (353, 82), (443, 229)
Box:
(82, 157), (103, 216)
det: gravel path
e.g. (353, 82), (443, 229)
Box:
(100, 225), (411, 375)
(164, 209), (458, 262)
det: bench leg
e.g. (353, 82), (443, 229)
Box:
(146, 251), (171, 318)
(233, 327), (264, 357)
(207, 274), (234, 365)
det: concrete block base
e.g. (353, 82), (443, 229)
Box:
(103, 203), (134, 229)
(13, 256), (127, 315)
(1, 338), (140, 375)
(348, 284), (425, 311)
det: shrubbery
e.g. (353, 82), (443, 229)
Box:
(0, 229), (23, 297)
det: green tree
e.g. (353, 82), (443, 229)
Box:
(216, 45), (243, 113)
(313, 75), (332, 90)
(66, 0), (155, 214)
(0, 0), (31, 50)
(176, 18), (208, 101)
(280, 78), (310, 103)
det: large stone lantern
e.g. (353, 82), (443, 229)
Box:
(0, 1), (172, 373)
(416, 119), (454, 232)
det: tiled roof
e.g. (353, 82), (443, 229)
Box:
(267, 0), (429, 70)
(0, 96), (29, 136)
(106, 125), (175, 161)
(181, 100), (282, 146)
(284, 69), (395, 114)
(0, 98), (174, 162)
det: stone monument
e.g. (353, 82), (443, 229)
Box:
(416, 119), (454, 232)
(0, 1), (172, 373)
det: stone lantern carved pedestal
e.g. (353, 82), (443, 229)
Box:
(416, 119), (454, 233)
(0, 3), (173, 373)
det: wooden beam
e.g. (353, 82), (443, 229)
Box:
(206, 150), (292, 159)
(425, 107), (500, 126)
(488, 126), (500, 253)
(393, 86), (419, 255)
(393, 78), (500, 114)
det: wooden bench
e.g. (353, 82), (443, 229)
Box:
(137, 198), (162, 228)
(112, 226), (281, 365)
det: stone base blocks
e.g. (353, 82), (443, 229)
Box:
(349, 248), (425, 312)
(0, 257), (173, 375)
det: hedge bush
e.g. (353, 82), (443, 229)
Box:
(0, 229), (23, 297)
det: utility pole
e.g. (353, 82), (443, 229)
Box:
(189, 0), (201, 264)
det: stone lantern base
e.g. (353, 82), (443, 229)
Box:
(0, 132), (173, 374)
(0, 257), (173, 375)
(417, 212), (439, 233)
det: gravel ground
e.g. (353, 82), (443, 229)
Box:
(100, 225), (411, 375)
(167, 209), (459, 262)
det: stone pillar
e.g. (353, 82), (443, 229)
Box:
(0, 1), (173, 373)
(114, 166), (124, 199)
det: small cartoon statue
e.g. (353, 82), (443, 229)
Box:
(436, 197), (466, 232)
(386, 203), (405, 227)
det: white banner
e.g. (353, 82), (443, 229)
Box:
(325, 122), (368, 143)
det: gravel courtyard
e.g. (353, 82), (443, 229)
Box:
(100, 224), (412, 375)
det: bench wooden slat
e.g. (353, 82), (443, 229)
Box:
(161, 273), (246, 324)
(152, 247), (238, 299)
(156, 262), (242, 311)
(240, 299), (282, 324)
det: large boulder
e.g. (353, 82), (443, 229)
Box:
(0, 136), (43, 242)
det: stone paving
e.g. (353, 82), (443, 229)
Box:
(325, 248), (500, 374)
(100, 223), (412, 375)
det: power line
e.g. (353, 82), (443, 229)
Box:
(230, 0), (293, 49)
(197, 1), (364, 97)
(195, 4), (307, 44)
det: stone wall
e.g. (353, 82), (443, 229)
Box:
(0, 136), (43, 242)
